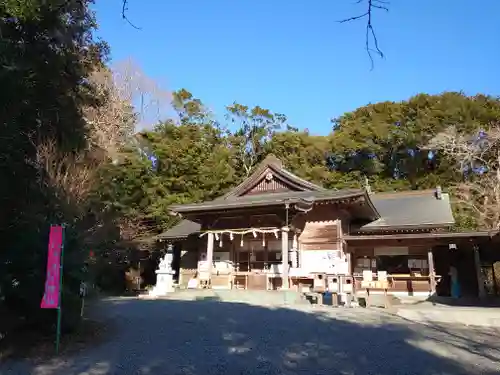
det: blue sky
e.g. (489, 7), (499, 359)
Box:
(93, 0), (500, 134)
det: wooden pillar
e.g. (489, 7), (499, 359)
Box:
(281, 227), (289, 289)
(345, 251), (352, 275)
(297, 230), (302, 268)
(291, 232), (298, 268)
(473, 245), (486, 299)
(428, 248), (436, 295)
(206, 232), (214, 277)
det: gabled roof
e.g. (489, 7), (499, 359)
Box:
(169, 154), (377, 216)
(221, 154), (325, 200)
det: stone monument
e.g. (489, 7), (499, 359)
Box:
(149, 243), (175, 297)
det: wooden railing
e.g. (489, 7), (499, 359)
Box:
(352, 273), (442, 294)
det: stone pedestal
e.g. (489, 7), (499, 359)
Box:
(150, 270), (175, 296)
(149, 244), (175, 297)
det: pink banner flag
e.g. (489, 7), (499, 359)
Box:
(41, 226), (64, 309)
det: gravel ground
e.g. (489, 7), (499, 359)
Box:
(1, 297), (499, 375)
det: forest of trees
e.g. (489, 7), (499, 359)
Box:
(108, 90), (499, 234)
(1, 0), (500, 342)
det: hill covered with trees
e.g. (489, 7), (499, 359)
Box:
(97, 90), (500, 235)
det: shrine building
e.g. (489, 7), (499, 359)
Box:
(160, 154), (498, 298)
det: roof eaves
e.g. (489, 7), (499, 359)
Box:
(278, 168), (325, 191)
(156, 220), (201, 239)
(169, 198), (294, 213)
(358, 222), (455, 232)
(156, 232), (194, 240)
(362, 190), (381, 219)
(169, 190), (367, 214)
(345, 230), (499, 241)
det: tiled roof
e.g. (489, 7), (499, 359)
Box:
(157, 219), (201, 240)
(360, 190), (455, 231)
(161, 190), (454, 239)
(169, 154), (375, 214)
(169, 189), (367, 213)
(163, 156), (455, 239)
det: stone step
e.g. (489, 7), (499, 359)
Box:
(217, 290), (308, 305)
(156, 289), (369, 308)
(157, 289), (310, 306)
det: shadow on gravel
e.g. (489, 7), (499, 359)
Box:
(1, 298), (499, 375)
(424, 295), (500, 308)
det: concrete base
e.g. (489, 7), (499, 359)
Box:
(149, 271), (175, 296)
(150, 289), (310, 306)
(356, 291), (430, 298)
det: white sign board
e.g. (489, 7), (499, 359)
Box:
(301, 250), (348, 274)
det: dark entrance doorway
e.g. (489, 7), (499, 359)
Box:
(172, 242), (182, 283)
(434, 245), (479, 298)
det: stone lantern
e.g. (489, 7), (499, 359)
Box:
(149, 243), (175, 296)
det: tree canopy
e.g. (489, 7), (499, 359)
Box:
(98, 89), (500, 237)
(1, 0), (110, 335)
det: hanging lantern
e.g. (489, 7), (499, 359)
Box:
(262, 233), (266, 247)
(274, 230), (279, 239)
(219, 233), (223, 247)
(240, 235), (244, 247)
(215, 233), (219, 241)
(252, 230), (257, 238)
(230, 232), (234, 241)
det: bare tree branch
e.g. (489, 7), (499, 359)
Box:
(429, 123), (500, 230)
(83, 58), (172, 161)
(111, 58), (173, 129)
(339, 0), (388, 70)
(29, 139), (99, 223)
(83, 67), (135, 158)
(338, 12), (369, 23)
(118, 1), (389, 69)
(122, 0), (141, 30)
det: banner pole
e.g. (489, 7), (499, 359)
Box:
(55, 224), (66, 355)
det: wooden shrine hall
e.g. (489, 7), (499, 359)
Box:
(160, 154), (498, 299)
